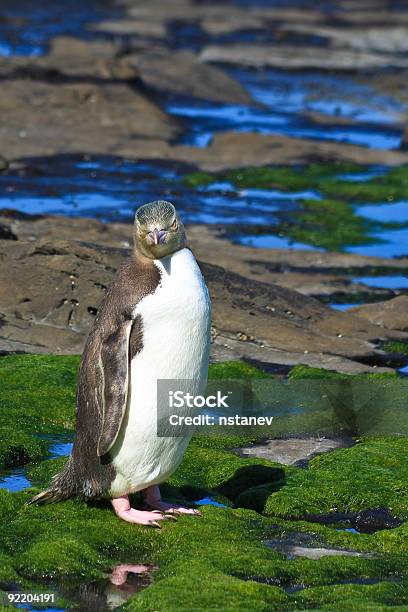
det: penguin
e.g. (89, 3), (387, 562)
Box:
(29, 201), (211, 527)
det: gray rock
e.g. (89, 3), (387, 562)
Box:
(0, 214), (406, 372)
(200, 43), (408, 71)
(188, 225), (408, 301)
(350, 296), (408, 332)
(122, 50), (253, 105)
(265, 532), (375, 560)
(0, 79), (179, 160)
(236, 437), (352, 466)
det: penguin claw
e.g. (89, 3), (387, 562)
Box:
(151, 510), (177, 521)
(148, 520), (162, 529)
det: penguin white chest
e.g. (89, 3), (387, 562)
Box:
(110, 248), (211, 496)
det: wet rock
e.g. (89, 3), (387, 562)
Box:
(169, 132), (408, 171)
(355, 508), (403, 532)
(200, 43), (408, 71)
(8, 215), (408, 299)
(0, 215), (407, 372)
(279, 24), (408, 55)
(300, 508), (403, 533)
(0, 224), (17, 241)
(200, 15), (266, 37)
(350, 297), (408, 332)
(122, 50), (253, 104)
(235, 437), (353, 466)
(188, 225), (408, 300)
(90, 18), (167, 38)
(0, 156), (8, 172)
(0, 37), (121, 80)
(0, 79), (180, 159)
(265, 532), (375, 560)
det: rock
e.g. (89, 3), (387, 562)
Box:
(200, 43), (408, 71)
(349, 296), (408, 331)
(235, 437), (352, 466)
(0, 37), (122, 80)
(0, 214), (406, 372)
(5, 217), (408, 300)
(169, 132), (408, 171)
(200, 15), (266, 37)
(0, 224), (17, 241)
(278, 24), (408, 54)
(355, 508), (403, 532)
(0, 235), (404, 371)
(122, 50), (253, 104)
(188, 225), (408, 300)
(90, 19), (167, 38)
(0, 156), (8, 172)
(300, 508), (403, 533)
(265, 532), (375, 560)
(0, 79), (180, 159)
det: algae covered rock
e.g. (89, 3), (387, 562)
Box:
(1, 355), (408, 609)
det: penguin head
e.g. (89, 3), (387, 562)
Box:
(134, 200), (187, 259)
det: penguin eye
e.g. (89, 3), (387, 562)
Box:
(170, 218), (178, 230)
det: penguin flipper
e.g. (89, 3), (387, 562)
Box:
(97, 317), (133, 458)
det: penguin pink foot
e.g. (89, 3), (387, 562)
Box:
(111, 495), (170, 527)
(143, 485), (202, 516)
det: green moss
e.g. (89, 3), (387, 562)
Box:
(383, 342), (408, 357)
(183, 162), (363, 192)
(0, 553), (18, 582)
(181, 171), (214, 187)
(264, 437), (408, 520)
(208, 360), (270, 380)
(0, 354), (78, 435)
(0, 354), (78, 471)
(181, 163), (408, 252)
(295, 581), (408, 610)
(27, 457), (68, 487)
(0, 430), (48, 469)
(2, 355), (408, 609)
(279, 198), (377, 251)
(17, 537), (105, 579)
(289, 365), (397, 380)
(168, 443), (284, 499)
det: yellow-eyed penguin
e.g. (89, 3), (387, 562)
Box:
(29, 201), (211, 527)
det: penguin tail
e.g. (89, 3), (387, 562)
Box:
(27, 458), (75, 506)
(27, 487), (66, 506)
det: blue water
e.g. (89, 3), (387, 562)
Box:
(0, 0), (120, 57)
(0, 469), (31, 492)
(351, 275), (408, 289)
(168, 99), (401, 150)
(49, 442), (73, 459)
(330, 304), (360, 312)
(166, 68), (404, 150)
(234, 69), (404, 126)
(347, 229), (408, 258)
(356, 201), (408, 223)
(337, 170), (387, 182)
(0, 437), (73, 494)
(236, 234), (323, 250)
(195, 496), (228, 508)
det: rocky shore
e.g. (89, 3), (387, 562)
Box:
(0, 212), (407, 374)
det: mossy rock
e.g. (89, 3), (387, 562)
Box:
(182, 162), (408, 252)
(1, 355), (408, 609)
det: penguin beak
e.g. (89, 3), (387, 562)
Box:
(149, 228), (166, 245)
